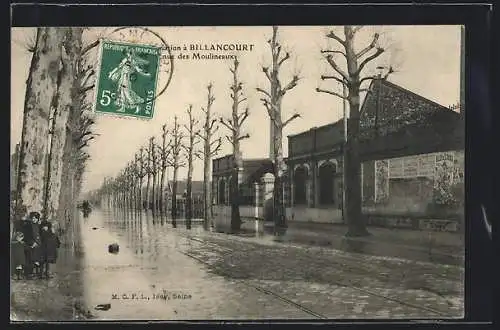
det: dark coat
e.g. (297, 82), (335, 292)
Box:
(11, 240), (26, 272)
(20, 220), (34, 246)
(40, 224), (60, 264)
(30, 222), (42, 263)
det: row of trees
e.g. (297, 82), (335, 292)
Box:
(14, 28), (99, 237)
(96, 84), (222, 230)
(96, 25), (394, 237)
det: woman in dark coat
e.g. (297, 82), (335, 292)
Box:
(40, 221), (60, 278)
(28, 212), (43, 277)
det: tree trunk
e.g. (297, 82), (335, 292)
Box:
(344, 26), (370, 237)
(186, 161), (193, 229)
(272, 123), (287, 233)
(16, 28), (67, 216)
(156, 171), (161, 212)
(45, 28), (83, 222)
(231, 148), (242, 233)
(138, 178), (143, 210)
(152, 173), (156, 213)
(160, 168), (166, 214)
(171, 168), (178, 227)
(203, 147), (210, 230)
(145, 173), (151, 211)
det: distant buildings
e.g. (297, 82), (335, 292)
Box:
(212, 79), (464, 228)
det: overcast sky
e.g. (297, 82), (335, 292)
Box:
(11, 25), (461, 193)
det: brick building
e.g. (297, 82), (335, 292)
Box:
(287, 79), (464, 225)
(212, 79), (464, 228)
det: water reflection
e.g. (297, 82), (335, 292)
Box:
(99, 206), (461, 266)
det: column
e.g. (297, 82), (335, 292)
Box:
(225, 175), (230, 206)
(254, 181), (260, 218)
(307, 163), (315, 208)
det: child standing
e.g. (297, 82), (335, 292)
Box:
(11, 231), (26, 280)
(40, 220), (60, 278)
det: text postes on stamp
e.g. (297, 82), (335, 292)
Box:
(94, 40), (161, 119)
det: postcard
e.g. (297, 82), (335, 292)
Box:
(10, 24), (465, 321)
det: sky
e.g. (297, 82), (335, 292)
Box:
(11, 25), (462, 193)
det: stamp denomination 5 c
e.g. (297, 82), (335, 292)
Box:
(94, 40), (162, 119)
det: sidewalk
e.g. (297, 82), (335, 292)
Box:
(10, 236), (90, 321)
(236, 219), (464, 265)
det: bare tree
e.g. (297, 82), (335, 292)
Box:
(124, 162), (135, 210)
(153, 145), (163, 213)
(16, 28), (70, 218)
(159, 125), (172, 214)
(167, 116), (186, 227)
(220, 58), (251, 233)
(145, 138), (153, 211)
(257, 26), (301, 235)
(316, 26), (395, 237)
(135, 147), (147, 210)
(196, 83), (222, 230)
(150, 136), (159, 214)
(182, 105), (201, 230)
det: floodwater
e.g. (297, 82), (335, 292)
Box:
(80, 208), (313, 320)
(76, 208), (463, 320)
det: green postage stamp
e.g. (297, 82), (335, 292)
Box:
(94, 40), (162, 119)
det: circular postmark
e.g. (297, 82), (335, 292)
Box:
(92, 27), (174, 119)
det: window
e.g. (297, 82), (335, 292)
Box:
(218, 179), (226, 205)
(293, 166), (308, 205)
(318, 162), (336, 205)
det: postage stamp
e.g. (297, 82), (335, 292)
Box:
(94, 39), (162, 119)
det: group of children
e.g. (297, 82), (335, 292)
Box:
(11, 210), (61, 280)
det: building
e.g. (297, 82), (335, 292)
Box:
(213, 79), (464, 229)
(287, 79), (464, 226)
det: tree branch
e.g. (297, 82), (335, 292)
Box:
(209, 138), (222, 156)
(260, 98), (275, 121)
(80, 84), (95, 94)
(325, 55), (349, 81)
(256, 87), (271, 98)
(321, 50), (347, 58)
(283, 113), (301, 128)
(280, 75), (299, 96)
(195, 131), (207, 141)
(225, 135), (234, 146)
(237, 97), (248, 105)
(278, 52), (290, 66)
(238, 107), (250, 126)
(359, 75), (377, 86)
(356, 47), (385, 75)
(220, 117), (236, 132)
(326, 30), (346, 46)
(316, 87), (347, 100)
(237, 133), (250, 141)
(209, 118), (218, 132)
(321, 75), (347, 86)
(356, 33), (380, 59)
(262, 67), (272, 82)
(352, 26), (363, 34)
(81, 39), (100, 56)
(81, 69), (95, 89)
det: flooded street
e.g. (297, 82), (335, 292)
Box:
(80, 208), (313, 320)
(77, 208), (464, 320)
